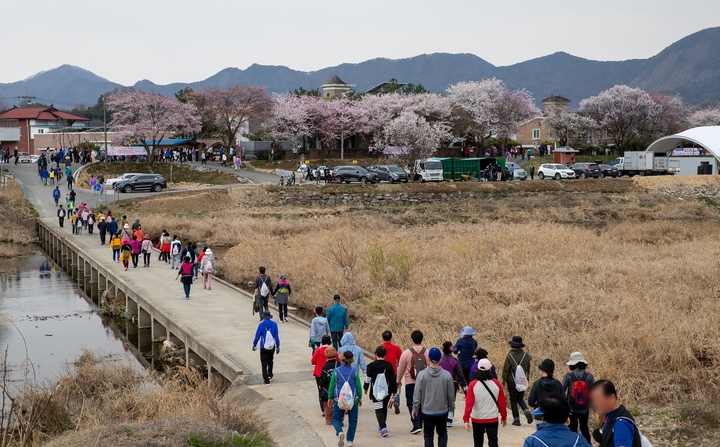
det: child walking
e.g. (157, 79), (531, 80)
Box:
(365, 346), (397, 438)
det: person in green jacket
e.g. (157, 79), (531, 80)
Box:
(502, 335), (533, 426)
(326, 294), (349, 350)
(328, 351), (363, 447)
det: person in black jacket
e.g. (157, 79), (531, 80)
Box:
(98, 217), (107, 245)
(528, 359), (564, 421)
(319, 347), (339, 426)
(365, 346), (398, 438)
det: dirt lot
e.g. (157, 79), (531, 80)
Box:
(117, 178), (720, 446)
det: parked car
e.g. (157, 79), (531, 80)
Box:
(334, 166), (379, 184)
(537, 163), (576, 180)
(570, 163), (602, 179)
(312, 166), (335, 180)
(367, 165), (409, 183)
(105, 173), (141, 188)
(115, 174), (167, 193)
(598, 164), (619, 178)
(30, 155), (40, 164)
(17, 152), (32, 163)
(505, 162), (528, 180)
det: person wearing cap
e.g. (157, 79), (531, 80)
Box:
(131, 218), (141, 231)
(272, 274), (292, 323)
(562, 352), (595, 443)
(326, 294), (349, 350)
(501, 336), (533, 426)
(97, 216), (107, 244)
(319, 346), (339, 425)
(455, 326), (478, 384)
(523, 396), (592, 447)
(439, 341), (468, 427)
(469, 348), (498, 381)
(463, 358), (507, 447)
(252, 311), (280, 386)
(528, 359), (564, 423)
(412, 347), (455, 447)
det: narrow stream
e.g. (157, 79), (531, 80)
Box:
(0, 250), (145, 384)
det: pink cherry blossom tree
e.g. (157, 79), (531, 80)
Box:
(579, 85), (662, 149)
(267, 93), (311, 144)
(687, 105), (720, 127)
(107, 90), (200, 165)
(542, 107), (598, 146)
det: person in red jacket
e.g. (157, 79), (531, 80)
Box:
(464, 359), (507, 447)
(311, 335), (335, 414)
(380, 330), (403, 413)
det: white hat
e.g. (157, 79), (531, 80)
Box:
(460, 326), (476, 336)
(567, 352), (588, 366)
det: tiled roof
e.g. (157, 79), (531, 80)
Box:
(541, 95), (571, 103)
(0, 107), (89, 121)
(324, 75), (346, 85)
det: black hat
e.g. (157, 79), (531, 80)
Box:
(539, 358), (555, 374)
(333, 294), (341, 301)
(508, 336), (525, 348)
(261, 311), (273, 320)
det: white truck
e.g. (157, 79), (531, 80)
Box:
(618, 152), (680, 177)
(413, 158), (444, 182)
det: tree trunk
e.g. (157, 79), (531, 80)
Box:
(144, 144), (154, 166)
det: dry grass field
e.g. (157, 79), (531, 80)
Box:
(121, 180), (720, 445)
(0, 178), (38, 257)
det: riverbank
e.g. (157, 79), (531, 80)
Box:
(0, 174), (37, 257)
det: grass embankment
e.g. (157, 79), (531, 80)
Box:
(115, 179), (719, 446)
(3, 351), (270, 447)
(76, 162), (243, 189)
(0, 175), (38, 257)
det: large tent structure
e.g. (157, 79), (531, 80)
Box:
(646, 126), (720, 158)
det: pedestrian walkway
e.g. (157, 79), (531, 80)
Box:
(11, 163), (535, 446)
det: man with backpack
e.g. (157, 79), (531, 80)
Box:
(254, 267), (273, 319)
(180, 241), (196, 275)
(528, 359), (565, 422)
(523, 396), (592, 447)
(252, 311), (280, 386)
(397, 329), (432, 434)
(590, 380), (645, 447)
(501, 335), (533, 426)
(57, 205), (66, 228)
(365, 346), (397, 438)
(412, 347), (456, 447)
(562, 352), (595, 443)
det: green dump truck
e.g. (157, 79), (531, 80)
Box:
(435, 157), (501, 181)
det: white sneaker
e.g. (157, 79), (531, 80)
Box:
(337, 432), (345, 447)
(347, 442), (354, 447)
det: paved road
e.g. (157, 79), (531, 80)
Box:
(187, 161), (278, 184)
(7, 162), (536, 446)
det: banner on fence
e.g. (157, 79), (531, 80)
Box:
(107, 147), (148, 156)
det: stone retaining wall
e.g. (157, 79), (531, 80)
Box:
(279, 191), (479, 206)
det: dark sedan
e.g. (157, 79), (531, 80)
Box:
(367, 165), (409, 183)
(598, 164), (619, 178)
(570, 163), (602, 179)
(333, 166), (379, 184)
(115, 174), (167, 193)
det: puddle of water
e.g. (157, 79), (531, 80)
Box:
(0, 252), (143, 384)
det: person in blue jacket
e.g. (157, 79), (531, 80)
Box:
(337, 332), (367, 375)
(455, 326), (478, 384)
(252, 311), (280, 386)
(52, 186), (61, 205)
(523, 395), (592, 447)
(326, 294), (349, 350)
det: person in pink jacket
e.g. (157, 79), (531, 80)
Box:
(397, 329), (432, 435)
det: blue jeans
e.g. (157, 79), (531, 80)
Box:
(311, 341), (321, 354)
(171, 253), (180, 269)
(183, 283), (191, 298)
(406, 383), (422, 426)
(331, 331), (343, 350)
(332, 401), (358, 442)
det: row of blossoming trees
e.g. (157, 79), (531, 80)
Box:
(107, 80), (720, 165)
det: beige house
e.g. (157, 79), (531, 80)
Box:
(320, 75), (356, 99)
(515, 95), (571, 147)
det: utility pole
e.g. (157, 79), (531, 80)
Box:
(103, 96), (108, 168)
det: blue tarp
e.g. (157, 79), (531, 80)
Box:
(140, 139), (199, 147)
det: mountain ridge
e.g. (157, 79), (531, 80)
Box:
(1, 27), (719, 108)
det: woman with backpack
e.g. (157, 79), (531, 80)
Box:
(201, 248), (216, 290)
(501, 336), (533, 426)
(319, 346), (339, 425)
(439, 341), (468, 427)
(365, 346), (397, 438)
(562, 352), (595, 443)
(463, 359), (507, 447)
(328, 350), (363, 447)
(119, 238), (132, 271)
(175, 256), (195, 299)
(272, 274), (292, 322)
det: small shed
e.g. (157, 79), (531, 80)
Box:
(553, 146), (578, 165)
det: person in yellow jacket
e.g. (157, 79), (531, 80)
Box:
(119, 238), (132, 271)
(70, 211), (78, 235)
(110, 236), (121, 262)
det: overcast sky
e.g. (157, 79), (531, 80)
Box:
(2, 0), (718, 86)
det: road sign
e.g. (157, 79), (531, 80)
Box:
(93, 183), (102, 192)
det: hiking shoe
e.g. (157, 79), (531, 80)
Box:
(411, 425), (422, 434)
(394, 404), (400, 414)
(446, 420), (453, 427)
(512, 419), (521, 427)
(337, 432), (345, 447)
(380, 428), (388, 437)
(524, 409), (533, 424)
(347, 442), (353, 447)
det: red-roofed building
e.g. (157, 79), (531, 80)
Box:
(0, 106), (90, 154)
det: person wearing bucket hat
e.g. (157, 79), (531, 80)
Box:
(561, 352), (595, 443)
(272, 274), (292, 323)
(502, 336), (533, 426)
(528, 359), (564, 422)
(454, 326), (478, 385)
(252, 311), (280, 386)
